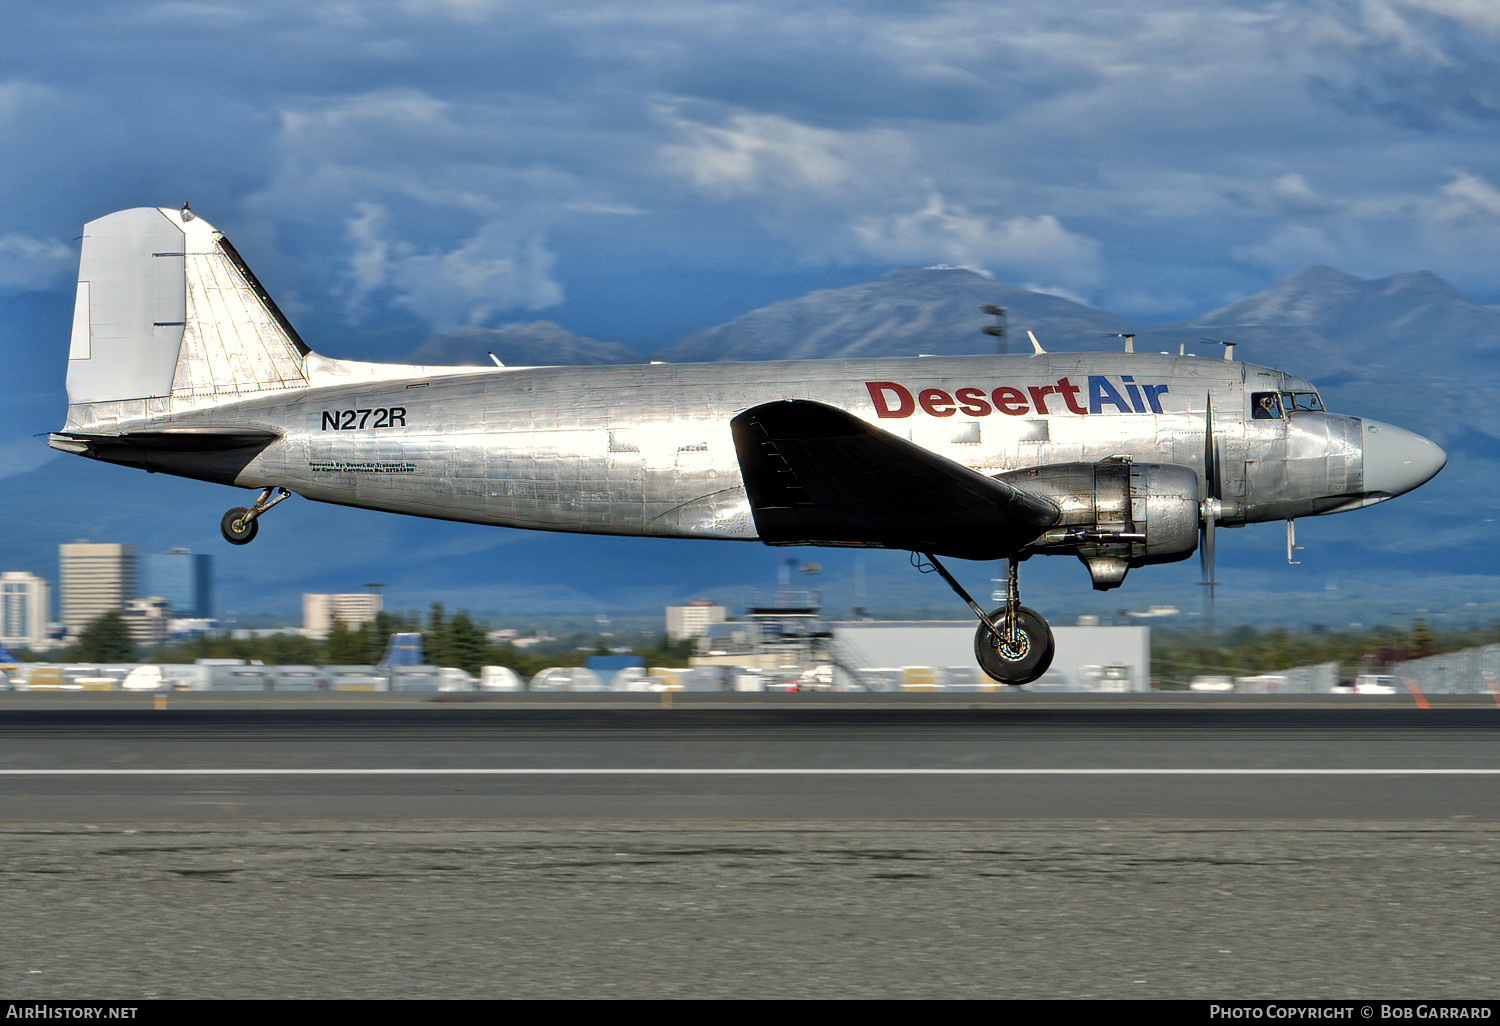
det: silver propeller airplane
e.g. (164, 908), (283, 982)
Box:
(50, 206), (1447, 684)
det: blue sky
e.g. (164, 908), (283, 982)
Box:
(4, 0), (1500, 352)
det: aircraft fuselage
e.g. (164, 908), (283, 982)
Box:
(106, 351), (1418, 542)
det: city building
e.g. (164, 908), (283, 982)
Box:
(666, 600), (726, 642)
(59, 542), (137, 636)
(0, 572), (51, 650)
(303, 592), (383, 639)
(121, 596), (172, 647)
(143, 549), (213, 619)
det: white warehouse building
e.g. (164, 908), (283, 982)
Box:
(830, 621), (1151, 692)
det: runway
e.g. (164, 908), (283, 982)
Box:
(0, 696), (1496, 819)
(2, 695), (1497, 999)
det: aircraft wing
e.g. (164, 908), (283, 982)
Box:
(730, 400), (1059, 560)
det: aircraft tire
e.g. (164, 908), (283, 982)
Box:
(220, 507), (258, 545)
(974, 606), (1054, 686)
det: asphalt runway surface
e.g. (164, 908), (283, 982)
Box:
(2, 694), (1498, 999)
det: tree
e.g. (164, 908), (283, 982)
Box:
(445, 610), (488, 674)
(424, 602), (452, 667)
(325, 619), (365, 664)
(75, 610), (137, 663)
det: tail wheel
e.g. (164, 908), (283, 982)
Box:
(974, 606), (1055, 685)
(220, 507), (258, 545)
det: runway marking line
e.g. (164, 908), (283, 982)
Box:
(3, 769), (1500, 776)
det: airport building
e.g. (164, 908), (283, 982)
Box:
(666, 600), (727, 642)
(303, 592), (383, 639)
(0, 572), (51, 650)
(829, 621), (1151, 692)
(144, 549), (213, 619)
(59, 542), (137, 636)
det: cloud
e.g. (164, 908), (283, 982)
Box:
(1417, 171), (1500, 264)
(853, 195), (1102, 287)
(1435, 171), (1500, 225)
(657, 102), (1102, 290)
(0, 234), (74, 292)
(1232, 225), (1343, 273)
(1390, 0), (1500, 39)
(1270, 174), (1342, 216)
(657, 105), (908, 197)
(342, 203), (563, 329)
(8, 1), (1500, 344)
(1296, 0), (1500, 126)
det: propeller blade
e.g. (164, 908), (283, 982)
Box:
(1200, 504), (1217, 587)
(1198, 505), (1217, 633)
(1200, 393), (1220, 630)
(1204, 392), (1221, 501)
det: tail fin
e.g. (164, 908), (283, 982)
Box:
(65, 206), (309, 411)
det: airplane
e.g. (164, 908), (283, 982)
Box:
(48, 206), (1447, 684)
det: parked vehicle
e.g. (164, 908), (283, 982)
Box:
(1333, 675), (1399, 695)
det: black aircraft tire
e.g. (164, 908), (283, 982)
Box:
(974, 606), (1055, 686)
(220, 508), (258, 546)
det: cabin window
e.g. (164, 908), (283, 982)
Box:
(1281, 391), (1324, 413)
(1252, 392), (1283, 419)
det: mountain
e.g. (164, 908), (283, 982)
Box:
(652, 267), (1140, 362)
(1152, 266), (1500, 383)
(406, 321), (643, 366)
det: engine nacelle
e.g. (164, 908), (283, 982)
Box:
(995, 457), (1199, 590)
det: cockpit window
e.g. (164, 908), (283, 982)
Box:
(1281, 391), (1324, 413)
(1252, 392), (1283, 419)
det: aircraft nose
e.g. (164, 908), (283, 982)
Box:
(1361, 420), (1446, 500)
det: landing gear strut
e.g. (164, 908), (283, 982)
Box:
(919, 553), (1055, 686)
(220, 486), (291, 546)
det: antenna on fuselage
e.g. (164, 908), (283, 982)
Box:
(1026, 330), (1047, 355)
(1102, 332), (1135, 353)
(1200, 337), (1237, 361)
(980, 305), (1006, 354)
(488, 352), (505, 368)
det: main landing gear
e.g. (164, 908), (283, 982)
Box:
(918, 553), (1055, 686)
(220, 486), (292, 545)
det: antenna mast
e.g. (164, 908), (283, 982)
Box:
(980, 305), (1006, 354)
(1201, 337), (1238, 361)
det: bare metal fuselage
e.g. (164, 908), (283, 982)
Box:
(141, 351), (1363, 542)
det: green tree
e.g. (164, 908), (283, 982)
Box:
(75, 610), (137, 663)
(445, 610), (488, 674)
(424, 602), (451, 667)
(325, 619), (365, 664)
(1411, 616), (1437, 658)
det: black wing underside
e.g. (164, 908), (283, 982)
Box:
(730, 400), (1058, 561)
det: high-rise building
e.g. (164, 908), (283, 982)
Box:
(666, 600), (727, 642)
(0, 572), (51, 649)
(59, 542), (137, 636)
(144, 549), (213, 619)
(303, 593), (382, 640)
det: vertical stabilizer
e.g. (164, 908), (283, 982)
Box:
(65, 206), (309, 413)
(67, 207), (188, 405)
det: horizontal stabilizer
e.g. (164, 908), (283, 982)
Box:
(47, 429), (279, 484)
(730, 400), (1058, 560)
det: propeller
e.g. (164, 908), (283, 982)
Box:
(1200, 393), (1222, 628)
